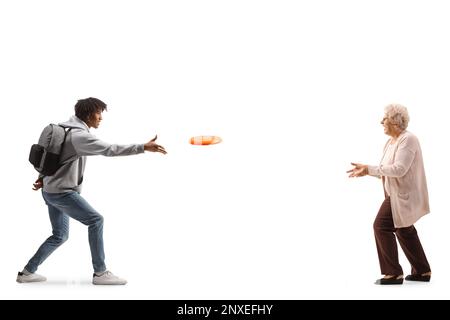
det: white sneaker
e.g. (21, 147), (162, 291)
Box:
(16, 271), (47, 283)
(92, 271), (127, 285)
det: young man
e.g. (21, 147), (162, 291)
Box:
(17, 97), (167, 285)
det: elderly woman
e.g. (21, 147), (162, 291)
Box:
(347, 104), (431, 285)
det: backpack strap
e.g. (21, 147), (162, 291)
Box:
(58, 126), (72, 160)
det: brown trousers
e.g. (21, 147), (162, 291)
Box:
(373, 197), (431, 275)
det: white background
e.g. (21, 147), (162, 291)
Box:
(1, 0), (450, 299)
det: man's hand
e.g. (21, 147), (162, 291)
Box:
(347, 162), (369, 178)
(32, 177), (43, 191)
(144, 135), (167, 154)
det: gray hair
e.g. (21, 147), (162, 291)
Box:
(384, 104), (409, 130)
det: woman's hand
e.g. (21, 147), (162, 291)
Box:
(347, 162), (369, 178)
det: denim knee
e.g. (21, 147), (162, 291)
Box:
(53, 233), (69, 245)
(93, 214), (104, 226)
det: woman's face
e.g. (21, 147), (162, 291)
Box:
(381, 115), (396, 136)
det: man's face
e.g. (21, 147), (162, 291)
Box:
(88, 111), (102, 129)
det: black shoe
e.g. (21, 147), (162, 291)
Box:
(405, 274), (431, 282)
(375, 276), (404, 285)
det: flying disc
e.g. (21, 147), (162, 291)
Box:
(190, 136), (222, 145)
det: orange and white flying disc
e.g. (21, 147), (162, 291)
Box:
(190, 136), (222, 145)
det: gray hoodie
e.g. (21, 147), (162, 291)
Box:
(43, 115), (144, 193)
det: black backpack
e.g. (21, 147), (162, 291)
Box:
(29, 124), (72, 176)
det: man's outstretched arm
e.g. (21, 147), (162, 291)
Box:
(73, 132), (167, 157)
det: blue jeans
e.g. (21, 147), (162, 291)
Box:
(25, 191), (106, 273)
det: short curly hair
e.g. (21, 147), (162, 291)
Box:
(75, 97), (107, 123)
(384, 104), (409, 130)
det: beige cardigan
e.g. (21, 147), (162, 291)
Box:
(368, 131), (430, 228)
